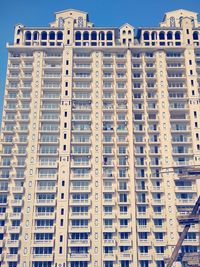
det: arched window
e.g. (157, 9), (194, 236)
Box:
(57, 31), (63, 40)
(17, 29), (21, 35)
(41, 31), (47, 40)
(25, 31), (32, 41)
(122, 30), (126, 34)
(33, 31), (39, 40)
(83, 31), (89, 40)
(49, 31), (55, 40)
(107, 31), (113, 41)
(159, 31), (165, 40)
(91, 31), (97, 40)
(175, 31), (181, 40)
(75, 31), (81, 40)
(167, 31), (173, 40)
(151, 31), (157, 40)
(99, 31), (105, 40)
(143, 31), (149, 40)
(193, 31), (199, 40)
(128, 30), (132, 35)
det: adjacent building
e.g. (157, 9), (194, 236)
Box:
(0, 8), (200, 267)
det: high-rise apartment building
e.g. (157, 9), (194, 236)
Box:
(0, 8), (200, 267)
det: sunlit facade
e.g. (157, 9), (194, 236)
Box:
(0, 8), (200, 267)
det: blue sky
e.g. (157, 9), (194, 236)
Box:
(1, 0), (200, 118)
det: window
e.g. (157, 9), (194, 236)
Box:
(83, 31), (89, 40)
(159, 31), (165, 40)
(193, 31), (199, 40)
(49, 31), (55, 40)
(57, 31), (63, 40)
(91, 31), (97, 40)
(25, 31), (32, 41)
(75, 31), (81, 40)
(167, 31), (173, 40)
(151, 31), (157, 40)
(107, 31), (113, 40)
(175, 31), (181, 40)
(143, 31), (149, 40)
(41, 31), (47, 40)
(99, 31), (105, 40)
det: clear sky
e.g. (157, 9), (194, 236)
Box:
(1, 0), (200, 119)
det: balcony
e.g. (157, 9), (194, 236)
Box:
(174, 161), (193, 167)
(34, 225), (55, 233)
(73, 75), (92, 82)
(103, 187), (115, 193)
(137, 225), (150, 232)
(40, 115), (60, 121)
(9, 213), (22, 220)
(38, 151), (58, 156)
(118, 239), (132, 246)
(71, 162), (91, 168)
(71, 151), (91, 156)
(175, 186), (195, 192)
(138, 253), (152, 261)
(103, 199), (115, 206)
(154, 239), (167, 246)
(8, 226), (21, 234)
(152, 212), (165, 219)
(33, 240), (54, 247)
(118, 212), (131, 219)
(103, 225), (116, 232)
(69, 212), (91, 220)
(73, 64), (91, 70)
(118, 226), (132, 233)
(103, 253), (116, 261)
(38, 174), (57, 180)
(31, 254), (54, 262)
(36, 199), (56, 205)
(38, 161), (58, 168)
(102, 210), (115, 219)
(153, 225), (167, 232)
(36, 186), (57, 193)
(6, 240), (20, 247)
(40, 129), (59, 135)
(182, 239), (199, 246)
(68, 239), (90, 247)
(70, 199), (91, 206)
(5, 254), (19, 262)
(11, 186), (24, 193)
(103, 239), (116, 246)
(150, 186), (163, 192)
(151, 199), (165, 206)
(137, 212), (150, 219)
(68, 225), (91, 233)
(11, 199), (23, 206)
(136, 199), (148, 205)
(68, 253), (90, 261)
(138, 237), (152, 246)
(176, 198), (195, 205)
(70, 186), (91, 193)
(135, 186), (148, 192)
(118, 253), (132, 261)
(154, 253), (167, 261)
(70, 174), (91, 180)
